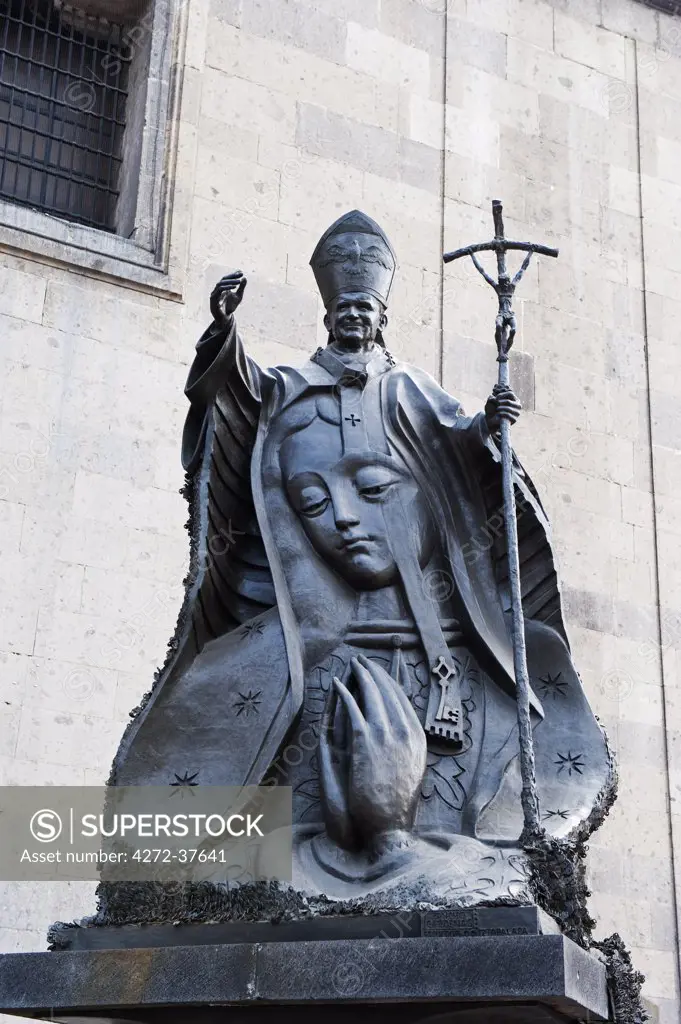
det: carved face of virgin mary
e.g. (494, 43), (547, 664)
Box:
(280, 414), (435, 591)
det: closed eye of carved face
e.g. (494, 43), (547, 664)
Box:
(354, 465), (401, 502)
(296, 480), (330, 518)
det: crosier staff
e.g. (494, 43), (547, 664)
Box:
(443, 200), (558, 840)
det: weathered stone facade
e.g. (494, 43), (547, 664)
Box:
(1, 0), (680, 1019)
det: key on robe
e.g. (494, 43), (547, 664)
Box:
(425, 655), (463, 746)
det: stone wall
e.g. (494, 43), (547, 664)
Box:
(1, 0), (680, 1019)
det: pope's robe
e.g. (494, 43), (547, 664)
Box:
(111, 319), (613, 892)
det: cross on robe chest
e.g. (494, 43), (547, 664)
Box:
(338, 369), (370, 453)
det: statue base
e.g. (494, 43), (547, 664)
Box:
(0, 908), (609, 1022)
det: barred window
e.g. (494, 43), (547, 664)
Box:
(0, 0), (147, 232)
(0, 0), (187, 293)
(638, 0), (681, 12)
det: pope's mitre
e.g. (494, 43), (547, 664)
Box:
(310, 209), (397, 308)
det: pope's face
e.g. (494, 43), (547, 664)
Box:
(281, 420), (434, 590)
(324, 291), (387, 350)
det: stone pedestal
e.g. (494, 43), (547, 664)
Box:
(0, 907), (609, 1023)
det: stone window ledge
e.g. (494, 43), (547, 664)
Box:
(0, 202), (184, 298)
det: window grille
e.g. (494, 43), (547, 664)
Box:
(0, 0), (131, 231)
(638, 0), (681, 12)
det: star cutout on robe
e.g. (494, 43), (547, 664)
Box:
(554, 751), (585, 777)
(234, 689), (263, 717)
(543, 808), (570, 821)
(537, 671), (568, 699)
(170, 769), (200, 796)
(239, 622), (265, 639)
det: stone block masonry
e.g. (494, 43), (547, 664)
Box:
(1, 2), (681, 1023)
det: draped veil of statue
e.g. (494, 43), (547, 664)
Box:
(111, 211), (614, 904)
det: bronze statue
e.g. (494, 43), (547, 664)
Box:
(112, 211), (613, 904)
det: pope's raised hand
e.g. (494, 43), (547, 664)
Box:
(324, 654), (426, 845)
(210, 270), (247, 327)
